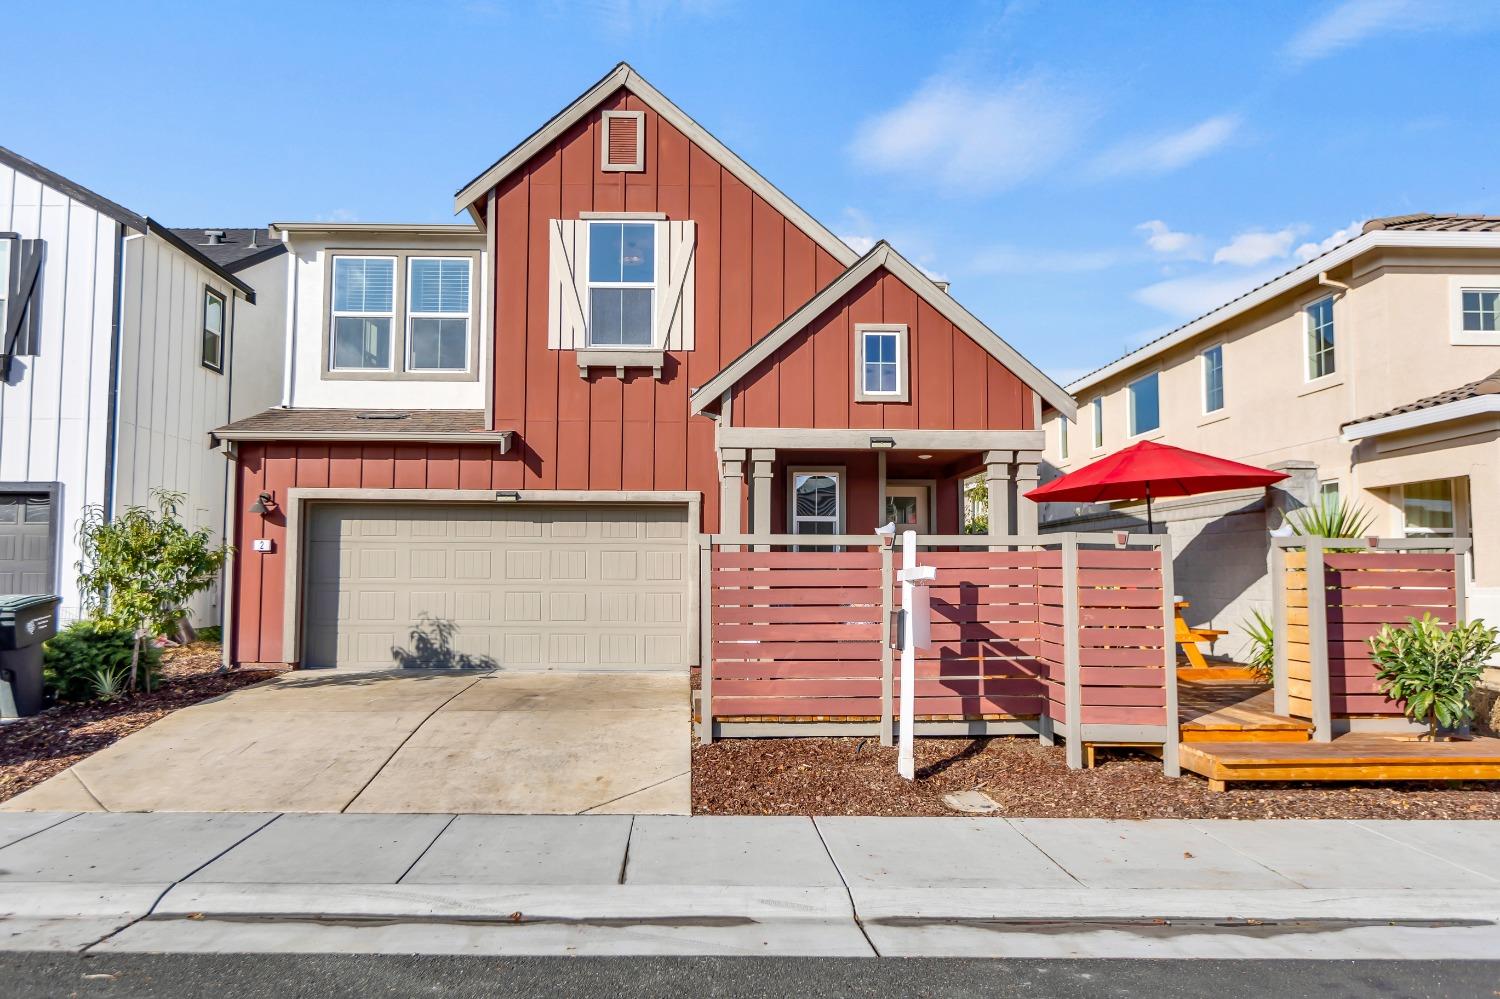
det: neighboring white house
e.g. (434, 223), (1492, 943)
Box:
(0, 147), (285, 624)
(1040, 214), (1500, 656)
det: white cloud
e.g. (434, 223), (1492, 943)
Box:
(1093, 115), (1240, 177)
(1136, 220), (1202, 257)
(971, 245), (1123, 275)
(840, 234), (877, 255)
(1134, 268), (1283, 320)
(1212, 227), (1301, 267)
(852, 75), (1093, 194)
(1294, 220), (1363, 261)
(1283, 0), (1464, 65)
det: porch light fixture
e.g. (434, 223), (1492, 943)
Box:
(917, 453), (933, 460)
(870, 436), (896, 449)
(248, 491), (277, 516)
(494, 490), (522, 502)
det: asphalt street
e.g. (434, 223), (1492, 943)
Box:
(0, 954), (1496, 999)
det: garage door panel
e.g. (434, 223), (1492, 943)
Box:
(303, 503), (692, 670)
(0, 491), (53, 597)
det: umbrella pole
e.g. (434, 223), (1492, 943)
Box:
(1146, 483), (1154, 534)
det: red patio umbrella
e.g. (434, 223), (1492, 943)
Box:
(1024, 440), (1288, 533)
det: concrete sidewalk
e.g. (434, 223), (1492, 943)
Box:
(3, 813), (1499, 958)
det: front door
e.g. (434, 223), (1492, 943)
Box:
(883, 484), (930, 534)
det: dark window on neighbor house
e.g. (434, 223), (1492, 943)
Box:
(1306, 296), (1336, 380)
(1202, 344), (1224, 413)
(1128, 372), (1160, 437)
(202, 287), (226, 372)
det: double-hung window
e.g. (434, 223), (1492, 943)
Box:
(201, 287), (225, 372)
(1201, 344), (1224, 414)
(331, 256), (395, 370)
(854, 324), (909, 402)
(1058, 418), (1069, 462)
(1091, 397), (1103, 449)
(1127, 372), (1160, 437)
(1462, 289), (1499, 333)
(1305, 296), (1335, 380)
(791, 471), (841, 540)
(587, 221), (655, 347)
(407, 257), (471, 371)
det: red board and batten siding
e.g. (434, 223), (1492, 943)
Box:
(733, 270), (1036, 431)
(1323, 552), (1458, 716)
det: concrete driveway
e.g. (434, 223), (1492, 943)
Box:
(1, 672), (690, 815)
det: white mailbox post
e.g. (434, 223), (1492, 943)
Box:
(896, 528), (936, 780)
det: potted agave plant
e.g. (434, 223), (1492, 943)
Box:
(1367, 614), (1500, 741)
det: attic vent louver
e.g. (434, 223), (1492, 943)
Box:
(601, 111), (645, 172)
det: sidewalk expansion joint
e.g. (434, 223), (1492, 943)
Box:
(340, 676), (484, 812)
(811, 816), (881, 958)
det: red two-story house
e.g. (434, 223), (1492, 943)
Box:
(216, 64), (1074, 672)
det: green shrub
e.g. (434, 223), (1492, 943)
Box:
(195, 625), (222, 643)
(43, 621), (162, 703)
(1240, 609), (1275, 685)
(1368, 614), (1500, 738)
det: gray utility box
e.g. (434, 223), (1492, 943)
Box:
(0, 594), (61, 718)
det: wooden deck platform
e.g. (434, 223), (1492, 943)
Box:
(1178, 679), (1312, 743)
(1179, 734), (1500, 790)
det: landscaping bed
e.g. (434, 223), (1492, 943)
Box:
(0, 642), (283, 804)
(692, 735), (1500, 819)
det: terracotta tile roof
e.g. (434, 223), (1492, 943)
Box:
(1362, 214), (1500, 233)
(213, 408), (511, 446)
(1342, 371), (1500, 430)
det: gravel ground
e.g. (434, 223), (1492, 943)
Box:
(0, 643), (283, 804)
(692, 735), (1500, 819)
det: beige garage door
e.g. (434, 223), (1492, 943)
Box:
(302, 503), (693, 671)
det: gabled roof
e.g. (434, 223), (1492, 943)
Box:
(689, 241), (1076, 419)
(169, 228), (286, 273)
(1363, 214), (1500, 233)
(453, 63), (857, 269)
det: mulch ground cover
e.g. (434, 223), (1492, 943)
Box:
(692, 735), (1500, 819)
(0, 643), (283, 804)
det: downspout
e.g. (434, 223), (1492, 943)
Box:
(279, 229), (297, 407)
(220, 440), (239, 671)
(102, 224), (134, 521)
(219, 293), (239, 669)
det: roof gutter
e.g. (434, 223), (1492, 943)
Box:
(1342, 395), (1500, 442)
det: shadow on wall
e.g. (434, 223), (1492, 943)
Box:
(391, 613), (498, 670)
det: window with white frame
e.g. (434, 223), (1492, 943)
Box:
(331, 256), (395, 370)
(1305, 296), (1335, 380)
(791, 471), (841, 538)
(1127, 372), (1160, 437)
(407, 257), (471, 371)
(1318, 479), (1340, 508)
(1402, 479), (1455, 538)
(1091, 397), (1103, 449)
(861, 328), (899, 396)
(587, 221), (655, 347)
(201, 287), (225, 372)
(1462, 289), (1499, 333)
(1058, 417), (1069, 462)
(1202, 344), (1224, 413)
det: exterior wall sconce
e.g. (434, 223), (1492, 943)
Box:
(495, 490), (522, 502)
(870, 437), (896, 449)
(248, 491), (278, 516)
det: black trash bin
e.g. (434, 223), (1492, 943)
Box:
(0, 594), (61, 718)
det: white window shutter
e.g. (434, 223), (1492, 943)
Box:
(548, 220), (589, 349)
(655, 220), (696, 350)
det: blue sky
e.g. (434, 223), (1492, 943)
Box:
(8, 0), (1498, 384)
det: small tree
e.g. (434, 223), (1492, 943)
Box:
(963, 476), (989, 535)
(75, 489), (230, 693)
(1368, 614), (1500, 740)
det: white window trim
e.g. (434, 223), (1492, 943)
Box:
(1303, 293), (1337, 383)
(1400, 478), (1459, 539)
(329, 254), (398, 373)
(1200, 343), (1225, 416)
(1126, 371), (1162, 439)
(600, 110), (646, 172)
(201, 285), (226, 373)
(853, 323), (909, 403)
(1450, 275), (1500, 346)
(1057, 416), (1070, 464)
(1091, 396), (1104, 451)
(405, 256), (473, 373)
(585, 219), (658, 350)
(788, 466), (844, 548)
(1317, 479), (1340, 506)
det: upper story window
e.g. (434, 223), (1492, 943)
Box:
(587, 222), (655, 347)
(1127, 372), (1160, 437)
(407, 257), (471, 371)
(854, 324), (909, 402)
(1305, 295), (1335, 380)
(1462, 289), (1498, 331)
(201, 287), (226, 372)
(1091, 396), (1103, 449)
(1201, 344), (1224, 414)
(1058, 417), (1069, 462)
(331, 256), (395, 370)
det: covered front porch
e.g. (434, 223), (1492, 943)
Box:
(715, 427), (1044, 539)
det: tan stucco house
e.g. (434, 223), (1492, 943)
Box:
(1041, 214), (1500, 653)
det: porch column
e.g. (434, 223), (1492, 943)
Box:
(720, 448), (746, 544)
(750, 448), (775, 550)
(1015, 451), (1041, 537)
(984, 450), (1012, 540)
